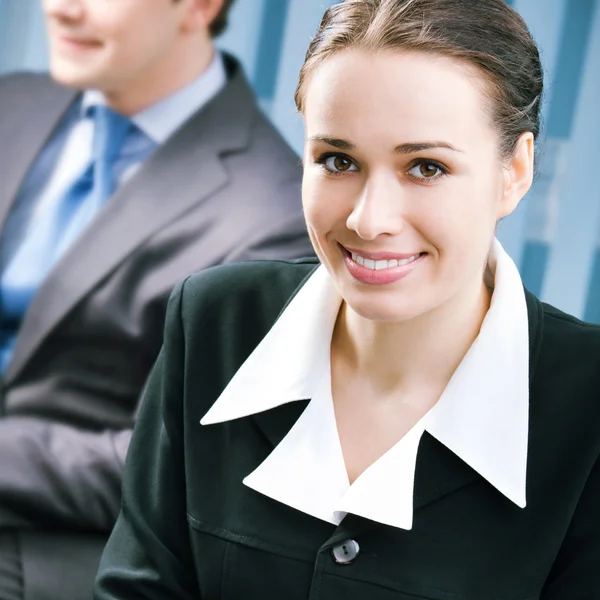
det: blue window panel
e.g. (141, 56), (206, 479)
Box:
(496, 199), (529, 266)
(584, 248), (600, 323)
(521, 242), (550, 297)
(547, 0), (596, 139)
(541, 1), (600, 317)
(270, 0), (339, 155)
(253, 0), (292, 101)
(217, 0), (266, 83)
(0, 0), (22, 74)
(0, 1), (48, 73)
(497, 0), (568, 268)
(22, 3), (48, 72)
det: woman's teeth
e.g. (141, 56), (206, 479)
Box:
(350, 252), (421, 270)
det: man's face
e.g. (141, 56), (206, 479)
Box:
(42, 0), (190, 95)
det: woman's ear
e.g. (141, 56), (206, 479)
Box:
(497, 132), (535, 219)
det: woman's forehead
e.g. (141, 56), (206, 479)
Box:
(303, 49), (494, 149)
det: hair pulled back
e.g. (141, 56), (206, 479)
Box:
(295, 0), (543, 159)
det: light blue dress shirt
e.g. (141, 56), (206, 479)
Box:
(0, 52), (227, 373)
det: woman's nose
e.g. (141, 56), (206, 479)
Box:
(346, 174), (407, 240)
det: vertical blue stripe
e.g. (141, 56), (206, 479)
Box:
(253, 0), (292, 100)
(541, 0), (600, 316)
(22, 2), (48, 72)
(217, 0), (266, 82)
(497, 0), (568, 269)
(0, 0), (16, 74)
(495, 199), (527, 264)
(520, 242), (549, 297)
(584, 248), (600, 323)
(547, 0), (596, 138)
(270, 0), (338, 154)
(0, 1), (48, 74)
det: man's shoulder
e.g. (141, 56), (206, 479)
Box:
(181, 258), (318, 308)
(212, 76), (302, 205)
(186, 55), (300, 177)
(0, 72), (75, 120)
(171, 65), (302, 219)
(248, 107), (300, 169)
(0, 71), (55, 96)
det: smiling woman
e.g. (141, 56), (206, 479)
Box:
(95, 1), (600, 599)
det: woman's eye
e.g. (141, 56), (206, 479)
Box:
(408, 161), (445, 180)
(321, 155), (358, 173)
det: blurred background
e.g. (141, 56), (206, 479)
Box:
(0, 0), (599, 320)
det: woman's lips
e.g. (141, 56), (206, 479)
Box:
(343, 246), (422, 261)
(340, 244), (427, 285)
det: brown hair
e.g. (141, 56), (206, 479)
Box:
(210, 0), (237, 37)
(295, 0), (543, 160)
(174, 0), (237, 37)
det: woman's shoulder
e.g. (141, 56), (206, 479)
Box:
(182, 256), (318, 303)
(531, 290), (600, 378)
(528, 289), (600, 418)
(536, 294), (600, 353)
(525, 288), (600, 351)
(174, 257), (320, 335)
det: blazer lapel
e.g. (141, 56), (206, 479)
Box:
(4, 61), (258, 384)
(0, 77), (76, 230)
(251, 400), (310, 448)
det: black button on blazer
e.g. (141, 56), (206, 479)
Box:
(95, 258), (600, 600)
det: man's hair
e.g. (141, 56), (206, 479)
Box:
(210, 0), (237, 37)
(174, 0), (237, 37)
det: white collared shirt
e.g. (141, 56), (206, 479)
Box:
(201, 239), (530, 531)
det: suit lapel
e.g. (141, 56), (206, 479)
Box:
(4, 61), (259, 384)
(0, 77), (76, 230)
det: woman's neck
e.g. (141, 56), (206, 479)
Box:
(332, 278), (493, 401)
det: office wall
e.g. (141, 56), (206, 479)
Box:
(1, 0), (599, 320)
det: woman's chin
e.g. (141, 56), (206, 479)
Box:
(344, 296), (421, 324)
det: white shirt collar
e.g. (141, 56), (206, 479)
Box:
(81, 51), (227, 144)
(201, 239), (530, 530)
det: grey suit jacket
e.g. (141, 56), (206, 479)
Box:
(0, 55), (312, 599)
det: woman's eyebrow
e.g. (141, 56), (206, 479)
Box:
(307, 136), (464, 154)
(307, 136), (355, 149)
(395, 141), (464, 153)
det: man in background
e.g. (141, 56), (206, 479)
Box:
(0, 0), (311, 598)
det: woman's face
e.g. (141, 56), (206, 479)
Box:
(302, 49), (525, 323)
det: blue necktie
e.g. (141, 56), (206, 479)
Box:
(0, 106), (132, 316)
(49, 105), (133, 261)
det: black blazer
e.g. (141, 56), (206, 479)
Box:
(95, 258), (600, 600)
(0, 56), (312, 599)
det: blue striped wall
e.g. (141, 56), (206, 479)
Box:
(1, 0), (600, 320)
